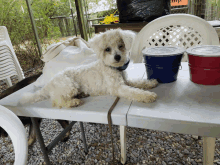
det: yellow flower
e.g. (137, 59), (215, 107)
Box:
(99, 11), (119, 24)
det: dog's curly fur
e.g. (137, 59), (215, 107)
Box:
(20, 29), (158, 108)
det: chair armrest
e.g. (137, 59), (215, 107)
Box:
(0, 105), (28, 165)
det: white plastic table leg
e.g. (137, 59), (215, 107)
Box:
(120, 125), (126, 164)
(203, 136), (216, 165)
(0, 105), (28, 165)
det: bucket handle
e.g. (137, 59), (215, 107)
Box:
(179, 65), (182, 70)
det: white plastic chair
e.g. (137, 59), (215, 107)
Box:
(0, 105), (28, 165)
(0, 26), (27, 164)
(131, 14), (220, 63)
(0, 26), (24, 87)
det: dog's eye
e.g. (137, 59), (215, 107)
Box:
(105, 47), (111, 52)
(119, 45), (123, 49)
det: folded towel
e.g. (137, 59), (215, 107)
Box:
(34, 37), (97, 88)
(41, 37), (90, 62)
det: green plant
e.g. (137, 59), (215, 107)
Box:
(0, 0), (76, 71)
(97, 9), (118, 18)
(207, 0), (220, 18)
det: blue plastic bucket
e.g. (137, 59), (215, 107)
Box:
(142, 46), (185, 83)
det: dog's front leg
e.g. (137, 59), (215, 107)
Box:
(117, 85), (157, 103)
(125, 78), (158, 90)
(123, 71), (158, 90)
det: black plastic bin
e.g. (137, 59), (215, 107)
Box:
(117, 0), (170, 23)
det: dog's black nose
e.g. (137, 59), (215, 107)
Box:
(114, 55), (121, 62)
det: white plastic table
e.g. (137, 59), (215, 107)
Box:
(0, 63), (143, 164)
(1, 62), (219, 165)
(125, 62), (220, 165)
(0, 63), (147, 125)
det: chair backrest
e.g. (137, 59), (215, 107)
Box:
(0, 26), (24, 84)
(0, 105), (28, 165)
(131, 14), (220, 63)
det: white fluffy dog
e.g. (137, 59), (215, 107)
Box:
(20, 29), (158, 108)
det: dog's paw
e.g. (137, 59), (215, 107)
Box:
(67, 99), (84, 108)
(143, 79), (158, 90)
(52, 99), (83, 108)
(143, 92), (157, 103)
(149, 79), (159, 88)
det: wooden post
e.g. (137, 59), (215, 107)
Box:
(26, 0), (42, 57)
(65, 18), (71, 36)
(70, 8), (78, 36)
(201, 0), (206, 18)
(62, 18), (66, 37)
(191, 0), (195, 15)
(120, 125), (127, 164)
(203, 137), (216, 165)
(82, 0), (91, 38)
(188, 0), (191, 14)
(65, 18), (70, 36)
(74, 0), (88, 41)
(58, 18), (64, 37)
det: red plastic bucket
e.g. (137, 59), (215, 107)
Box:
(186, 45), (220, 85)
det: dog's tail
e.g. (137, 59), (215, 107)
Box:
(19, 88), (48, 105)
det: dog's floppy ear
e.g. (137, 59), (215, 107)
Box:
(88, 32), (104, 58)
(119, 29), (136, 51)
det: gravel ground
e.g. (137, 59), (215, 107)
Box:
(1, 69), (220, 165)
